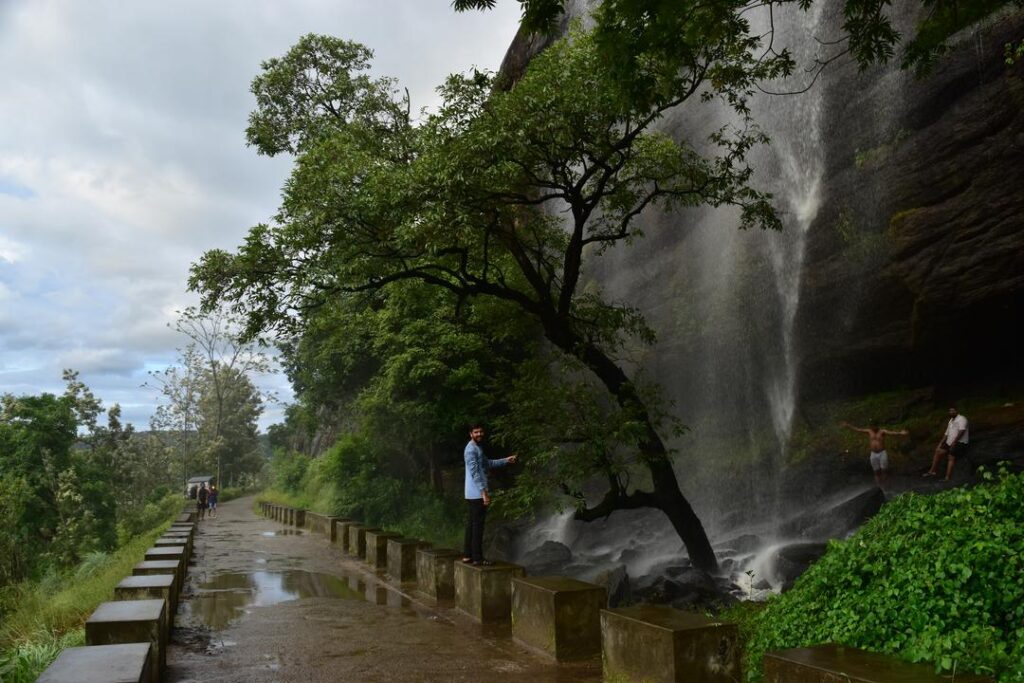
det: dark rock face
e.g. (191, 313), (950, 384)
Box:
(778, 487), (885, 540)
(772, 542), (829, 591)
(796, 12), (1024, 398)
(593, 565), (632, 607)
(521, 540), (573, 574)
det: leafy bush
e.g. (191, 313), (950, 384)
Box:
(115, 494), (182, 546)
(738, 469), (1024, 681)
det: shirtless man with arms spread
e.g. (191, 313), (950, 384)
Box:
(841, 420), (909, 489)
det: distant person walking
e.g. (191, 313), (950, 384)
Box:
(197, 482), (209, 520)
(841, 420), (909, 489)
(463, 423), (517, 566)
(924, 406), (969, 481)
(208, 485), (218, 518)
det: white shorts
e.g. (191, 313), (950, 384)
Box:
(869, 450), (889, 471)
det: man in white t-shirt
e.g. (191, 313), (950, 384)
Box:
(924, 406), (969, 481)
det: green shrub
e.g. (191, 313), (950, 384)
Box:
(736, 468), (1024, 681)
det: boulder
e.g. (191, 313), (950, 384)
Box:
(521, 540), (572, 574)
(774, 542), (829, 591)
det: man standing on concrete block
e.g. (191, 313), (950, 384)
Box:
(463, 423), (517, 566)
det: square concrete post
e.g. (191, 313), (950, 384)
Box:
(328, 517), (349, 543)
(36, 643), (152, 683)
(387, 538), (431, 582)
(763, 645), (994, 683)
(154, 538), (189, 563)
(601, 606), (741, 683)
(144, 546), (186, 570)
(512, 576), (606, 661)
(294, 509), (306, 527)
(365, 530), (401, 569)
(133, 560), (183, 597)
(416, 548), (463, 600)
(454, 561), (526, 622)
(348, 524), (372, 558)
(115, 574), (178, 625)
(333, 520), (353, 551)
(86, 600), (165, 683)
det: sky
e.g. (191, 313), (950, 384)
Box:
(0, 0), (521, 430)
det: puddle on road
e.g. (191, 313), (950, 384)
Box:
(187, 570), (360, 629)
(260, 529), (303, 536)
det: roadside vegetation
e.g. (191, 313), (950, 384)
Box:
(727, 468), (1024, 682)
(0, 494), (181, 683)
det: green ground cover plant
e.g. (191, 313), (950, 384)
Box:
(733, 468), (1024, 681)
(0, 494), (181, 683)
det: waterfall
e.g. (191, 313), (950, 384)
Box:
(511, 1), (841, 590)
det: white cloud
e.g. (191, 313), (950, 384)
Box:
(0, 0), (521, 428)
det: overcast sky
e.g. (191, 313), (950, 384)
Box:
(0, 0), (521, 430)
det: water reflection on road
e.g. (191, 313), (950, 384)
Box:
(187, 570), (361, 629)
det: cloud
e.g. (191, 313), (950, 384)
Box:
(0, 0), (521, 430)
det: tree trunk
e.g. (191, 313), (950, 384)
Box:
(544, 318), (719, 572)
(428, 445), (444, 495)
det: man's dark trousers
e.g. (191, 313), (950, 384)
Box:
(464, 498), (486, 562)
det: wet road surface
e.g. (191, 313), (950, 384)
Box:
(168, 496), (601, 682)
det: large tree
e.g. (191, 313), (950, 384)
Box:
(192, 19), (794, 570)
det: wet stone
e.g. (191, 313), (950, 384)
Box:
(512, 576), (605, 661)
(416, 548), (462, 600)
(600, 606), (740, 683)
(37, 643), (152, 683)
(763, 645), (994, 683)
(86, 599), (166, 683)
(454, 561), (526, 623)
(365, 530), (401, 569)
(387, 538), (431, 582)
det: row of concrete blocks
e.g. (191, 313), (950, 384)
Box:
(259, 502), (995, 682)
(37, 509), (198, 683)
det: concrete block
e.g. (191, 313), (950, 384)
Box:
(365, 530), (401, 569)
(333, 520), (353, 551)
(153, 538), (189, 562)
(115, 574), (178, 623)
(329, 517), (351, 543)
(86, 599), (166, 683)
(387, 538), (431, 582)
(763, 645), (994, 683)
(512, 576), (605, 661)
(600, 606), (740, 683)
(454, 561), (526, 622)
(293, 509), (306, 527)
(348, 524), (373, 558)
(133, 560), (183, 595)
(144, 546), (186, 565)
(174, 513), (193, 524)
(37, 643), (152, 683)
(305, 511), (335, 535)
(416, 548), (462, 600)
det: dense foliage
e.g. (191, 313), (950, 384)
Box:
(737, 469), (1024, 681)
(455, 0), (1024, 75)
(264, 437), (469, 548)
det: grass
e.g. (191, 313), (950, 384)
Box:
(0, 497), (182, 682)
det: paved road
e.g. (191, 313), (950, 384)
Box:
(168, 496), (600, 682)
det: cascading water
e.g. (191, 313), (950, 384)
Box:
(511, 1), (873, 594)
